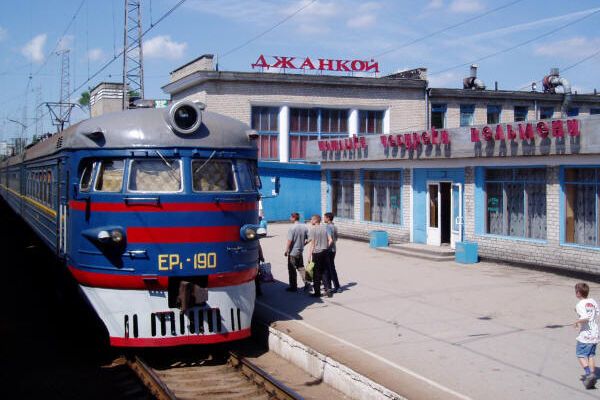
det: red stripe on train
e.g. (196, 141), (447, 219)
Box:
(68, 266), (257, 290)
(127, 226), (240, 243)
(68, 200), (257, 212)
(110, 328), (251, 347)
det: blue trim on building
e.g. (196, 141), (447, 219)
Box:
(412, 168), (465, 244)
(559, 166), (565, 245)
(474, 167), (485, 235)
(258, 162), (321, 221)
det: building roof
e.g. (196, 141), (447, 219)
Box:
(163, 70), (428, 95)
(429, 88), (600, 103)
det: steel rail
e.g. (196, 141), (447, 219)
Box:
(127, 356), (177, 400)
(228, 350), (304, 400)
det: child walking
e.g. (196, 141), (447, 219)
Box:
(574, 282), (599, 389)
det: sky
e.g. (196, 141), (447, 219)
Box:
(0, 0), (599, 141)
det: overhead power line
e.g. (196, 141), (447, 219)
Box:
(33, 0), (86, 77)
(374, 0), (525, 59)
(219, 0), (318, 59)
(27, 0), (189, 133)
(429, 8), (600, 77)
(517, 47), (600, 91)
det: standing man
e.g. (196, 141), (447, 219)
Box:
(324, 212), (341, 293)
(307, 215), (333, 298)
(284, 212), (308, 292)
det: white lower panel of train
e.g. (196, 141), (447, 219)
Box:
(80, 281), (255, 347)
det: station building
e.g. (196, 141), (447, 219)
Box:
(163, 54), (600, 274)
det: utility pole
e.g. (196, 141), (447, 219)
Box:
(57, 49), (71, 123)
(122, 0), (144, 110)
(34, 86), (43, 138)
(45, 49), (77, 132)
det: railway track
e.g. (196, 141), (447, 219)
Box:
(126, 350), (303, 400)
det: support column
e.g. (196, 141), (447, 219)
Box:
(279, 106), (289, 163)
(383, 108), (391, 134)
(349, 108), (359, 137)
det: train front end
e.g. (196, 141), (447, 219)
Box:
(67, 102), (262, 347)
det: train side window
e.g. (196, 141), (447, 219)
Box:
(128, 159), (182, 192)
(95, 160), (124, 192)
(236, 160), (261, 191)
(192, 160), (236, 192)
(79, 162), (95, 192)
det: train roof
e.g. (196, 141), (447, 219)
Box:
(3, 106), (257, 166)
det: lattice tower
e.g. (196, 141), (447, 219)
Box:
(122, 0), (144, 109)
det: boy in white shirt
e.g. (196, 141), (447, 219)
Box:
(574, 282), (599, 389)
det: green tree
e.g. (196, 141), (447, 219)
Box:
(79, 89), (91, 116)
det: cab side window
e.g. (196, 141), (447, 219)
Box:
(79, 161), (95, 192)
(95, 160), (124, 192)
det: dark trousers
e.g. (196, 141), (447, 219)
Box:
(287, 254), (304, 289)
(328, 250), (340, 290)
(312, 250), (331, 295)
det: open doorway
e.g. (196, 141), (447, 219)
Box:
(440, 182), (451, 244)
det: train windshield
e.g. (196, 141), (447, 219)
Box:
(95, 160), (124, 192)
(79, 161), (95, 192)
(192, 159), (236, 192)
(129, 159), (182, 192)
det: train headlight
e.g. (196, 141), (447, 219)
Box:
(167, 100), (202, 135)
(240, 224), (267, 241)
(110, 230), (124, 244)
(97, 230), (111, 243)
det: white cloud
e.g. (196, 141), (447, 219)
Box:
(57, 35), (74, 51)
(347, 14), (377, 29)
(449, 0), (484, 13)
(0, 26), (7, 42)
(347, 2), (380, 28)
(428, 71), (461, 87)
(425, 0), (444, 10)
(143, 35), (187, 60)
(535, 36), (600, 59)
(87, 48), (105, 62)
(21, 34), (47, 63)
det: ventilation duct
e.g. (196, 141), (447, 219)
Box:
(463, 64), (486, 90)
(543, 68), (572, 116)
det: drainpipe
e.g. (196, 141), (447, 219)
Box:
(543, 68), (572, 117)
(425, 88), (429, 129)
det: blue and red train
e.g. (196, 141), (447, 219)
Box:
(0, 101), (264, 347)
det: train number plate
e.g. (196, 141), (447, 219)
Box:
(158, 252), (217, 271)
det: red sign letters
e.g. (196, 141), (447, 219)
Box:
(470, 119), (580, 143)
(380, 128), (450, 150)
(318, 136), (367, 151)
(252, 55), (380, 74)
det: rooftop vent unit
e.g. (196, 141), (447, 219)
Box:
(542, 67), (572, 116)
(463, 64), (486, 90)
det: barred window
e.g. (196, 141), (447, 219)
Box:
(95, 160), (124, 192)
(321, 109), (348, 134)
(192, 160), (236, 192)
(514, 106), (528, 122)
(363, 171), (401, 225)
(358, 110), (384, 135)
(431, 104), (446, 129)
(251, 106), (279, 160)
(540, 106), (554, 119)
(565, 168), (600, 246)
(487, 105), (501, 124)
(460, 105), (475, 127)
(485, 168), (546, 239)
(129, 159), (182, 192)
(331, 171), (354, 219)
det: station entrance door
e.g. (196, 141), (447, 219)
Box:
(426, 182), (462, 248)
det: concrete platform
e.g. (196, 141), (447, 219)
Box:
(380, 243), (455, 262)
(255, 222), (599, 400)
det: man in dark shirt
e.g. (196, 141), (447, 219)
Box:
(284, 212), (308, 292)
(307, 214), (333, 298)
